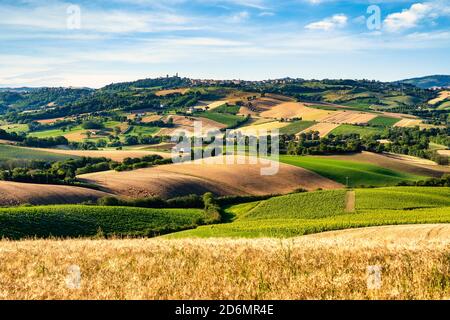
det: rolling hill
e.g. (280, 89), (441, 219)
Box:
(398, 75), (450, 89)
(78, 155), (343, 198)
(0, 181), (110, 206)
(169, 187), (450, 238)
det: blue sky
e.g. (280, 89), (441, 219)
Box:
(0, 0), (449, 88)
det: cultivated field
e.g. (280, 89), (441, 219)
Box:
(0, 181), (109, 206)
(329, 124), (385, 138)
(2, 235), (450, 299)
(0, 144), (75, 163)
(205, 100), (228, 110)
(320, 111), (377, 124)
(28, 148), (172, 162)
(260, 102), (332, 121)
(234, 121), (289, 135)
(158, 115), (226, 136)
(171, 187), (450, 238)
(428, 90), (450, 105)
(79, 155), (342, 198)
(394, 118), (423, 128)
(155, 88), (189, 96)
(278, 155), (426, 186)
(319, 151), (450, 178)
(305, 224), (450, 242)
(0, 205), (204, 239)
(299, 122), (340, 137)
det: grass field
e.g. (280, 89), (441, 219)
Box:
(126, 125), (160, 136)
(368, 116), (401, 127)
(29, 125), (83, 138)
(330, 124), (386, 137)
(0, 123), (29, 133)
(0, 205), (205, 239)
(170, 187), (450, 238)
(212, 104), (241, 115)
(197, 112), (246, 127)
(278, 155), (425, 187)
(0, 144), (76, 164)
(279, 120), (316, 135)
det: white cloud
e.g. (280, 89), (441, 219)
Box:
(384, 3), (433, 32)
(230, 11), (250, 22)
(305, 14), (348, 31)
(0, 2), (194, 34)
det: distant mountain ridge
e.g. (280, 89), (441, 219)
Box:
(398, 75), (450, 89)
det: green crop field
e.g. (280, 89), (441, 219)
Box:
(278, 155), (425, 187)
(197, 112), (246, 127)
(279, 120), (316, 135)
(0, 144), (76, 163)
(368, 116), (401, 127)
(0, 205), (205, 239)
(168, 187), (450, 238)
(244, 190), (347, 220)
(330, 124), (385, 138)
(356, 187), (450, 210)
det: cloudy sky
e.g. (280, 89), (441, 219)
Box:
(1, 0), (449, 88)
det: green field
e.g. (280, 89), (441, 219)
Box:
(330, 124), (385, 138)
(197, 112), (246, 127)
(213, 104), (241, 115)
(368, 116), (401, 127)
(356, 187), (450, 210)
(244, 190), (347, 220)
(0, 144), (76, 164)
(0, 123), (29, 133)
(279, 120), (316, 135)
(168, 187), (450, 238)
(278, 155), (425, 187)
(126, 125), (160, 136)
(29, 125), (83, 138)
(0, 205), (205, 239)
(437, 100), (450, 110)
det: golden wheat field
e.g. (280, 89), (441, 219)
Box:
(428, 91), (450, 105)
(1, 230), (450, 300)
(259, 102), (332, 121)
(300, 122), (340, 137)
(394, 118), (423, 128)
